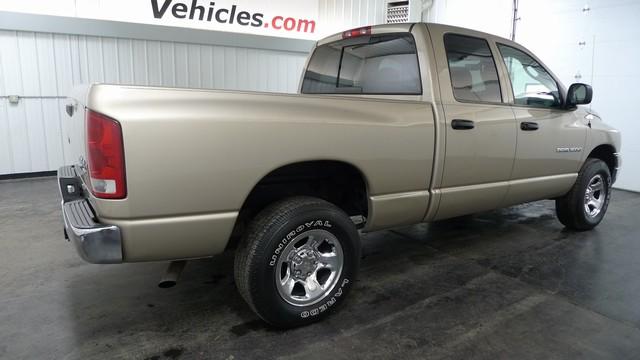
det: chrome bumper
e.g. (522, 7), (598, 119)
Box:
(58, 165), (123, 264)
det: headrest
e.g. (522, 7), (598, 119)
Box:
(450, 66), (473, 91)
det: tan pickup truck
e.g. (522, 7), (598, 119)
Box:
(59, 23), (621, 327)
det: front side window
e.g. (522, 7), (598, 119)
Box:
(498, 44), (561, 108)
(444, 34), (502, 103)
(301, 34), (421, 95)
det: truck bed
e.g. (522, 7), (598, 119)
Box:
(65, 84), (436, 261)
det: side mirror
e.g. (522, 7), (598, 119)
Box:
(565, 83), (593, 108)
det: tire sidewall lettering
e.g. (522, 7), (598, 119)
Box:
(299, 278), (350, 319)
(268, 219), (333, 266)
(264, 216), (354, 320)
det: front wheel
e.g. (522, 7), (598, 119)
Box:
(556, 158), (612, 231)
(234, 197), (360, 328)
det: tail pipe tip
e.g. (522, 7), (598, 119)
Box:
(158, 260), (187, 288)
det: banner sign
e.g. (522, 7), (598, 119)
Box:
(0, 0), (321, 40)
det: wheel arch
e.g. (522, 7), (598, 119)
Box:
(586, 144), (618, 182)
(227, 160), (370, 249)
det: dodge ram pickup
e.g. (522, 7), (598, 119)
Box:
(58, 23), (621, 328)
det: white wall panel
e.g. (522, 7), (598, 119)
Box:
(318, 0), (513, 39)
(318, 0), (388, 36)
(224, 47), (238, 90)
(426, 0), (513, 38)
(517, 0), (640, 192)
(0, 101), (13, 174)
(1, 31), (30, 173)
(0, 30), (308, 175)
(52, 35), (75, 95)
(147, 41), (163, 86)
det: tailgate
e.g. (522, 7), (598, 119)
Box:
(63, 84), (92, 183)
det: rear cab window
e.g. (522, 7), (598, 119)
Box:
(301, 33), (422, 95)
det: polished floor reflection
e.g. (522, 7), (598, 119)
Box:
(1, 177), (639, 359)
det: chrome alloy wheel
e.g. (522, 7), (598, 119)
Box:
(584, 174), (605, 217)
(275, 229), (344, 307)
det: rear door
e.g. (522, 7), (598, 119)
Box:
(428, 26), (517, 220)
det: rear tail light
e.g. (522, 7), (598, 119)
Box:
(86, 110), (126, 199)
(342, 26), (372, 39)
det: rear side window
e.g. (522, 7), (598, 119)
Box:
(444, 34), (502, 103)
(301, 34), (422, 95)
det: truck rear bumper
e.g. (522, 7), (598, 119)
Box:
(58, 165), (123, 264)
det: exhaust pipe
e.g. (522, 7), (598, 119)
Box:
(158, 260), (187, 288)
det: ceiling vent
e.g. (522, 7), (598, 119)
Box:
(386, 1), (410, 24)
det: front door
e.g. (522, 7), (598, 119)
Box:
(496, 43), (589, 205)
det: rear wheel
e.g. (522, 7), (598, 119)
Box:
(234, 196), (360, 328)
(556, 158), (612, 231)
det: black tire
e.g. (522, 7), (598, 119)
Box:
(556, 158), (612, 231)
(234, 196), (360, 328)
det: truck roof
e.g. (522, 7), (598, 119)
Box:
(317, 22), (514, 47)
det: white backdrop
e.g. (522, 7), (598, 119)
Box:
(426, 0), (513, 38)
(515, 0), (639, 192)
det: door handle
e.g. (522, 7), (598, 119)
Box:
(451, 119), (475, 130)
(520, 121), (539, 131)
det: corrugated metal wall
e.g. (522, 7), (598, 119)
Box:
(318, 0), (388, 32)
(0, 30), (308, 175)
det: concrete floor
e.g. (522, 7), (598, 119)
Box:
(1, 177), (640, 359)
